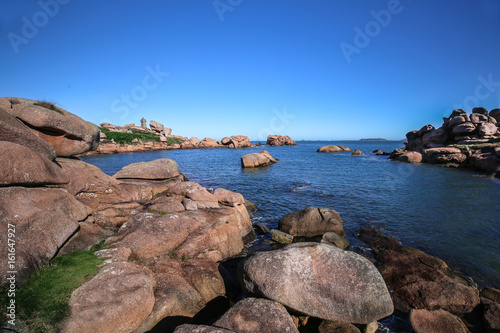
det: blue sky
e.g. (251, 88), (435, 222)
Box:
(1, 0), (500, 140)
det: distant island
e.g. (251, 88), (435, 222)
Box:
(360, 138), (388, 141)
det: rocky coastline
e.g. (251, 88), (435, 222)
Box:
(390, 107), (500, 178)
(1, 98), (499, 332)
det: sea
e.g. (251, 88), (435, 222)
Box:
(81, 140), (500, 291)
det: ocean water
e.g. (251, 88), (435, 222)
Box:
(81, 141), (500, 289)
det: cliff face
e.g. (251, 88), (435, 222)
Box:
(391, 107), (500, 177)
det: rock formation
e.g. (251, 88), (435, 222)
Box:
(0, 97), (99, 157)
(393, 108), (500, 176)
(266, 135), (297, 146)
(317, 145), (351, 153)
(278, 207), (344, 238)
(241, 150), (277, 168)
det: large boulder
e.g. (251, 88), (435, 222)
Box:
(358, 229), (480, 316)
(422, 147), (467, 164)
(266, 135), (297, 146)
(229, 135), (255, 148)
(410, 309), (469, 333)
(478, 122), (498, 137)
(0, 97), (99, 156)
(279, 207), (344, 237)
(241, 151), (277, 168)
(239, 243), (394, 324)
(452, 122), (476, 135)
(166, 181), (219, 209)
(0, 107), (56, 160)
(61, 261), (156, 333)
(396, 151), (423, 163)
(422, 128), (447, 147)
(317, 145), (349, 153)
(113, 158), (179, 180)
(199, 137), (220, 148)
(0, 187), (88, 283)
(490, 108), (500, 122)
(0, 141), (68, 186)
(214, 298), (299, 333)
(213, 188), (245, 207)
(181, 137), (200, 149)
(472, 107), (489, 115)
(351, 149), (363, 155)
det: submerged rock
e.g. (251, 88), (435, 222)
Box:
(239, 243), (394, 324)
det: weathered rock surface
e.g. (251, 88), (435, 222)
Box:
(410, 309), (469, 333)
(199, 137), (221, 148)
(358, 229), (480, 316)
(174, 325), (236, 333)
(167, 181), (219, 209)
(214, 298), (299, 333)
(0, 187), (88, 283)
(0, 107), (57, 160)
(181, 137), (201, 149)
(226, 135), (255, 148)
(279, 207), (344, 237)
(271, 229), (293, 244)
(351, 149), (363, 155)
(213, 188), (245, 207)
(318, 320), (361, 333)
(149, 196), (185, 213)
(266, 135), (297, 146)
(0, 141), (68, 186)
(0, 97), (99, 156)
(317, 145), (350, 153)
(422, 147), (467, 164)
(241, 150), (277, 168)
(396, 151), (423, 163)
(481, 287), (500, 332)
(239, 243), (394, 324)
(61, 261), (156, 333)
(113, 158), (179, 179)
(321, 232), (350, 250)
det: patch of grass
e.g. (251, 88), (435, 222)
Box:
(148, 209), (170, 216)
(33, 99), (65, 115)
(181, 256), (189, 262)
(167, 251), (178, 260)
(5, 242), (107, 331)
(166, 137), (183, 146)
(100, 129), (160, 145)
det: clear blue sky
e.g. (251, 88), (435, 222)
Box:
(1, 0), (500, 140)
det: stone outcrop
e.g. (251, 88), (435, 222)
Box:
(358, 229), (480, 316)
(266, 135), (297, 146)
(0, 97), (99, 156)
(0, 107), (57, 161)
(241, 150), (277, 168)
(199, 137), (221, 148)
(394, 107), (500, 176)
(278, 207), (344, 237)
(113, 158), (179, 180)
(239, 243), (394, 324)
(351, 149), (363, 155)
(213, 298), (299, 333)
(0, 141), (68, 186)
(409, 309), (469, 333)
(317, 145), (351, 153)
(0, 187), (88, 283)
(181, 137), (201, 149)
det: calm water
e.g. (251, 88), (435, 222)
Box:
(81, 141), (500, 289)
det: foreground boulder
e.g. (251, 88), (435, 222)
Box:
(0, 141), (68, 186)
(241, 150), (277, 168)
(0, 187), (88, 283)
(0, 107), (56, 160)
(278, 207), (344, 237)
(266, 135), (297, 146)
(239, 243), (394, 324)
(409, 309), (469, 333)
(358, 229), (480, 316)
(214, 298), (299, 333)
(0, 97), (100, 156)
(61, 261), (156, 333)
(113, 158), (179, 180)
